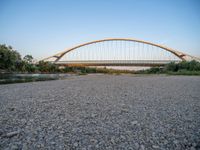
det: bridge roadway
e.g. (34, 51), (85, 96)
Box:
(52, 60), (181, 67)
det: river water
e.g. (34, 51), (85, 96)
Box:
(0, 73), (74, 84)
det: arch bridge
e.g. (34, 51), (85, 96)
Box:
(42, 38), (200, 67)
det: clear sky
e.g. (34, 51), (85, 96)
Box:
(0, 0), (200, 60)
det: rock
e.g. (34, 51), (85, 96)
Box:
(131, 121), (138, 125)
(9, 107), (15, 111)
(21, 119), (26, 124)
(140, 145), (145, 150)
(152, 132), (156, 137)
(111, 137), (115, 144)
(5, 130), (20, 138)
(120, 135), (126, 140)
(128, 146), (134, 150)
(173, 140), (178, 144)
(69, 102), (74, 105)
(134, 142), (140, 149)
(73, 142), (78, 147)
(10, 145), (18, 150)
(60, 130), (65, 134)
(91, 113), (97, 118)
(90, 138), (97, 144)
(22, 143), (28, 150)
(152, 145), (159, 149)
(195, 142), (200, 149)
(121, 108), (129, 113)
(51, 142), (56, 145)
(190, 147), (196, 150)
(0, 129), (3, 136)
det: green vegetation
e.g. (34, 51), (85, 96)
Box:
(137, 61), (200, 75)
(0, 75), (57, 84)
(0, 44), (21, 71)
(0, 44), (61, 73)
(0, 44), (134, 74)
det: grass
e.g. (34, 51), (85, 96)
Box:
(166, 70), (200, 75)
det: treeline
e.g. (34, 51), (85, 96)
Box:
(0, 44), (132, 74)
(138, 60), (200, 75)
(0, 44), (60, 73)
(1, 44), (200, 75)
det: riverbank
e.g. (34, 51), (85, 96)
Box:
(0, 75), (199, 149)
(0, 73), (79, 84)
(1, 71), (200, 84)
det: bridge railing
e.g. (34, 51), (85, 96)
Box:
(54, 60), (180, 64)
(48, 60), (181, 66)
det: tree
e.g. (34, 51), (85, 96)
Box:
(0, 44), (21, 71)
(23, 55), (33, 64)
(165, 62), (178, 72)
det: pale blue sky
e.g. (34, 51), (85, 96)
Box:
(0, 0), (200, 60)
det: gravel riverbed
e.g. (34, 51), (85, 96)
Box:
(0, 75), (200, 150)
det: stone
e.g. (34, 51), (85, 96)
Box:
(111, 137), (115, 144)
(131, 121), (138, 125)
(152, 145), (159, 149)
(140, 145), (145, 150)
(120, 135), (126, 140)
(90, 138), (97, 144)
(74, 142), (78, 147)
(121, 108), (129, 113)
(22, 143), (28, 150)
(134, 143), (140, 149)
(91, 113), (97, 118)
(10, 145), (18, 150)
(51, 142), (56, 145)
(5, 131), (20, 138)
(173, 140), (178, 144)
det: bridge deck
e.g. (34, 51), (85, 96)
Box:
(52, 60), (181, 67)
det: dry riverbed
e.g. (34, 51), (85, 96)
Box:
(0, 75), (200, 150)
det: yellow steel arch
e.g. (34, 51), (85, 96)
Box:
(42, 38), (199, 62)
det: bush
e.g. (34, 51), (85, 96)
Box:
(85, 67), (97, 73)
(165, 62), (178, 72)
(62, 66), (73, 73)
(146, 67), (162, 74)
(37, 61), (59, 73)
(165, 60), (200, 72)
(137, 60), (200, 75)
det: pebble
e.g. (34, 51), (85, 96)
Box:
(5, 131), (20, 138)
(152, 145), (159, 149)
(120, 135), (126, 140)
(134, 142), (140, 149)
(74, 142), (78, 147)
(10, 145), (18, 150)
(140, 144), (145, 150)
(51, 142), (56, 145)
(90, 138), (97, 144)
(91, 113), (97, 118)
(131, 121), (138, 125)
(111, 137), (115, 144)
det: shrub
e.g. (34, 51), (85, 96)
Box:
(165, 62), (178, 72)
